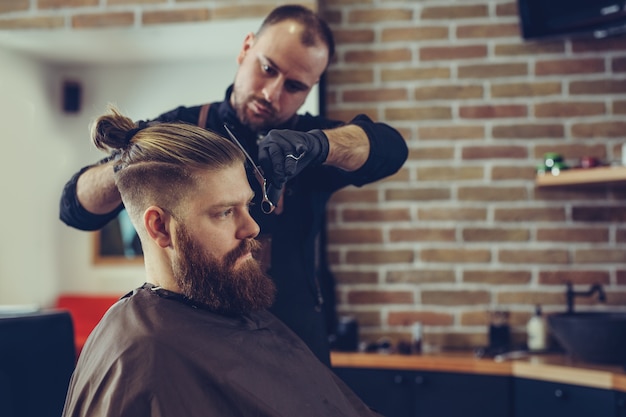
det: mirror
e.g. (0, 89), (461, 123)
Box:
(92, 210), (143, 265)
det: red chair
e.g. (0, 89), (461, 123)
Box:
(55, 294), (122, 357)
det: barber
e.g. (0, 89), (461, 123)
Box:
(59, 4), (408, 367)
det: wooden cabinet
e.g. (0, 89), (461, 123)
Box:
(333, 367), (512, 417)
(333, 368), (414, 417)
(513, 378), (615, 417)
(331, 353), (626, 417)
(412, 371), (511, 417)
(334, 367), (626, 417)
(617, 391), (626, 417)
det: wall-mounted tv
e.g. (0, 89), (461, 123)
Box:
(517, 0), (626, 40)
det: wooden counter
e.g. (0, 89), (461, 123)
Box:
(331, 351), (626, 392)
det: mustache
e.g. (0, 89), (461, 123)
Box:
(223, 238), (261, 267)
(254, 98), (276, 115)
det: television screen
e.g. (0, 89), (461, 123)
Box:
(518, 0), (626, 40)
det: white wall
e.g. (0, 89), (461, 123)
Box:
(0, 47), (71, 306)
(0, 24), (318, 307)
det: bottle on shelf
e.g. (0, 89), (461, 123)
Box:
(526, 304), (547, 352)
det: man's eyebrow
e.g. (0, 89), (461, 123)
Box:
(210, 192), (255, 210)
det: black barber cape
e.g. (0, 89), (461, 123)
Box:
(62, 284), (381, 417)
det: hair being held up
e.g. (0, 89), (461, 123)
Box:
(89, 105), (244, 225)
(90, 105), (244, 172)
(90, 106), (144, 153)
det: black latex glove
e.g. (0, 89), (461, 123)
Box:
(258, 129), (330, 203)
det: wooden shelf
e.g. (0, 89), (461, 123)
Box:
(535, 165), (626, 187)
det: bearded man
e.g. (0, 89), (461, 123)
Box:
(61, 107), (382, 417)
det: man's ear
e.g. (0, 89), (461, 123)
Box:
(237, 32), (255, 64)
(144, 206), (172, 249)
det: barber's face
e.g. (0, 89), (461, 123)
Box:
(170, 164), (275, 314)
(231, 20), (329, 132)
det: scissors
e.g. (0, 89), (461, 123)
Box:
(223, 124), (276, 214)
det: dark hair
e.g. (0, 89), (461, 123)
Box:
(257, 4), (335, 66)
(91, 106), (244, 225)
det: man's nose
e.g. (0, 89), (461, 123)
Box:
(238, 211), (260, 240)
(262, 77), (283, 103)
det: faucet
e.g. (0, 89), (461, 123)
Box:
(565, 281), (606, 314)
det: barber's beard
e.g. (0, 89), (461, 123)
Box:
(172, 226), (275, 316)
(232, 89), (277, 132)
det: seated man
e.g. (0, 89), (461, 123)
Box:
(62, 107), (381, 417)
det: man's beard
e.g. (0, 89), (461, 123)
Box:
(172, 226), (276, 316)
(232, 90), (278, 132)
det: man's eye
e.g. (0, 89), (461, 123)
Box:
(218, 208), (234, 218)
(261, 64), (276, 75)
(285, 82), (307, 93)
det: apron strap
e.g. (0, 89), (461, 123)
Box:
(197, 103), (211, 128)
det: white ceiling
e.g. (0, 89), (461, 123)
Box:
(0, 19), (261, 65)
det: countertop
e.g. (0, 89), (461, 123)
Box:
(331, 351), (626, 392)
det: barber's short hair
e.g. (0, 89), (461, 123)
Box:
(257, 4), (335, 66)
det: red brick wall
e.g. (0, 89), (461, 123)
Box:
(3, 0), (625, 350)
(322, 0), (626, 349)
(0, 1), (315, 29)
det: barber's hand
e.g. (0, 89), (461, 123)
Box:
(258, 129), (330, 191)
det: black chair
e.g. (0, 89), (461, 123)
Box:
(0, 310), (76, 417)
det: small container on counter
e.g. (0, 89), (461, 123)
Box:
(412, 322), (422, 354)
(526, 304), (547, 352)
(332, 316), (359, 352)
(488, 309), (511, 354)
